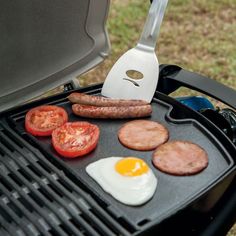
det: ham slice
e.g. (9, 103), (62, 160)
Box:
(152, 141), (208, 176)
(118, 120), (169, 151)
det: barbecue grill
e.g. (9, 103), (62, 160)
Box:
(0, 1), (236, 235)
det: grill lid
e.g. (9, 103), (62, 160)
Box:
(0, 0), (110, 112)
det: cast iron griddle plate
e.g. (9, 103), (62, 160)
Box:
(10, 91), (234, 228)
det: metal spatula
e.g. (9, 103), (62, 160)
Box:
(101, 0), (168, 102)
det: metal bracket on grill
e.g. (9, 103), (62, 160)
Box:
(63, 78), (81, 92)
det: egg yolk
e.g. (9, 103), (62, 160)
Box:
(115, 157), (149, 176)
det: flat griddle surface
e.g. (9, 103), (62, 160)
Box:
(10, 92), (234, 228)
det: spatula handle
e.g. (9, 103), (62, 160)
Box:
(137, 0), (168, 51)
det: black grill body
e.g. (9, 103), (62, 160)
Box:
(0, 0), (235, 235)
(0, 65), (236, 235)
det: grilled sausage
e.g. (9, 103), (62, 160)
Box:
(72, 104), (152, 119)
(118, 120), (169, 151)
(152, 141), (208, 176)
(68, 92), (149, 107)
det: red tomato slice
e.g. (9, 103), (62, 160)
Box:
(25, 105), (68, 136)
(52, 122), (100, 158)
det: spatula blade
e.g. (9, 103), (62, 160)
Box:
(101, 47), (159, 103)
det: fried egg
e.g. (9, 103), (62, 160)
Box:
(86, 157), (157, 206)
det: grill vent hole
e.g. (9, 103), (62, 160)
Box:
(0, 206), (13, 223)
(27, 164), (42, 177)
(48, 229), (58, 236)
(137, 218), (150, 226)
(89, 209), (120, 235)
(0, 148), (5, 156)
(48, 229), (59, 236)
(0, 137), (14, 153)
(69, 218), (83, 232)
(60, 223), (73, 235)
(28, 192), (44, 208)
(18, 169), (32, 182)
(7, 201), (23, 218)
(0, 177), (13, 192)
(1, 129), (24, 149)
(57, 179), (73, 193)
(38, 188), (54, 203)
(8, 173), (23, 187)
(48, 184), (64, 198)
(37, 161), (52, 174)
(118, 217), (136, 234)
(18, 197), (34, 213)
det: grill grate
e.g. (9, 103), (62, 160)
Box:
(0, 122), (136, 236)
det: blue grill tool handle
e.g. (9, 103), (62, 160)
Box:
(176, 96), (214, 111)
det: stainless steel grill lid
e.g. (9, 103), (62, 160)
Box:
(0, 0), (110, 112)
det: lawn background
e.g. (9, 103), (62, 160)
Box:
(79, 0), (236, 235)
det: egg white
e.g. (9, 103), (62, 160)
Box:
(86, 157), (158, 206)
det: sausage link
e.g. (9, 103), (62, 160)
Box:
(68, 92), (149, 107)
(72, 104), (152, 119)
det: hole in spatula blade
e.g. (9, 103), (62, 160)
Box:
(123, 78), (140, 87)
(126, 70), (143, 80)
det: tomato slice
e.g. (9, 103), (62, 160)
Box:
(25, 105), (68, 136)
(52, 122), (100, 158)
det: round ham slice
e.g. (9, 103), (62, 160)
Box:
(152, 141), (208, 176)
(118, 120), (169, 151)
